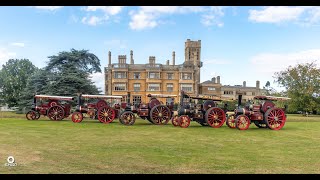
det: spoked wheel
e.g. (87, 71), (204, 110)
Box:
(71, 112), (83, 123)
(119, 111), (136, 125)
(97, 106), (116, 124)
(205, 107), (226, 128)
(253, 121), (268, 128)
(150, 105), (171, 125)
(26, 111), (38, 120)
(235, 115), (251, 130)
(226, 114), (236, 129)
(178, 115), (191, 128)
(171, 115), (179, 127)
(264, 108), (286, 130)
(47, 105), (65, 121)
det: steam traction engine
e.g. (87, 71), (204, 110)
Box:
(26, 95), (74, 121)
(226, 95), (290, 130)
(71, 94), (123, 124)
(171, 90), (227, 128)
(119, 93), (176, 125)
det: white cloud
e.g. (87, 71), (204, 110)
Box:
(201, 7), (225, 27)
(81, 6), (123, 26)
(33, 6), (63, 11)
(90, 72), (104, 93)
(10, 42), (25, 47)
(250, 49), (320, 74)
(129, 6), (226, 30)
(82, 16), (109, 26)
(0, 48), (16, 67)
(84, 6), (123, 15)
(129, 10), (157, 30)
(248, 6), (320, 26)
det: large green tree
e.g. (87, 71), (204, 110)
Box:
(0, 59), (37, 107)
(274, 62), (320, 114)
(44, 49), (102, 96)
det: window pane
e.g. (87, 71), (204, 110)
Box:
(148, 83), (160, 91)
(134, 83), (140, 91)
(114, 83), (126, 91)
(134, 73), (140, 79)
(114, 72), (126, 79)
(167, 83), (173, 92)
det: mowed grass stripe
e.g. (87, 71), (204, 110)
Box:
(0, 112), (320, 174)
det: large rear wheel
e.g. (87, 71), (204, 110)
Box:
(264, 108), (286, 130)
(47, 106), (65, 121)
(150, 105), (171, 125)
(205, 107), (226, 128)
(97, 106), (116, 124)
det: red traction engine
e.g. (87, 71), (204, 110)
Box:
(26, 95), (74, 121)
(119, 93), (176, 125)
(226, 95), (290, 130)
(71, 94), (123, 124)
(171, 91), (227, 128)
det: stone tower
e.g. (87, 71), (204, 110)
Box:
(185, 39), (202, 95)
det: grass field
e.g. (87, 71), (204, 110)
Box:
(0, 111), (320, 174)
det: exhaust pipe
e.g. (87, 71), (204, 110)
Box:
(238, 95), (242, 108)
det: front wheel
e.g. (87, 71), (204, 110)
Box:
(119, 111), (136, 125)
(26, 111), (38, 120)
(71, 112), (83, 123)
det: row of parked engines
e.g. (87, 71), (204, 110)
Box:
(26, 91), (290, 130)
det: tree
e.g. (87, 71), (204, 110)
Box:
(0, 59), (37, 107)
(18, 69), (51, 110)
(46, 48), (101, 74)
(44, 49), (102, 96)
(263, 81), (278, 95)
(274, 62), (320, 114)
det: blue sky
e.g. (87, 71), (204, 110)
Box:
(0, 6), (320, 93)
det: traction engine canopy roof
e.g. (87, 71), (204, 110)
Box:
(81, 94), (123, 99)
(34, 95), (74, 101)
(182, 92), (222, 101)
(254, 95), (291, 101)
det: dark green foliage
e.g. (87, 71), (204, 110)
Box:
(274, 61), (320, 114)
(0, 59), (37, 108)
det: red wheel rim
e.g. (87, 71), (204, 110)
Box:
(150, 105), (171, 125)
(205, 107), (226, 128)
(120, 111), (136, 125)
(235, 115), (250, 130)
(171, 115), (179, 127)
(72, 112), (83, 123)
(26, 111), (36, 120)
(178, 115), (190, 128)
(226, 115), (236, 129)
(47, 106), (65, 121)
(265, 108), (286, 130)
(97, 106), (116, 124)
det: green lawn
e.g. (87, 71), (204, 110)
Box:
(0, 112), (320, 174)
